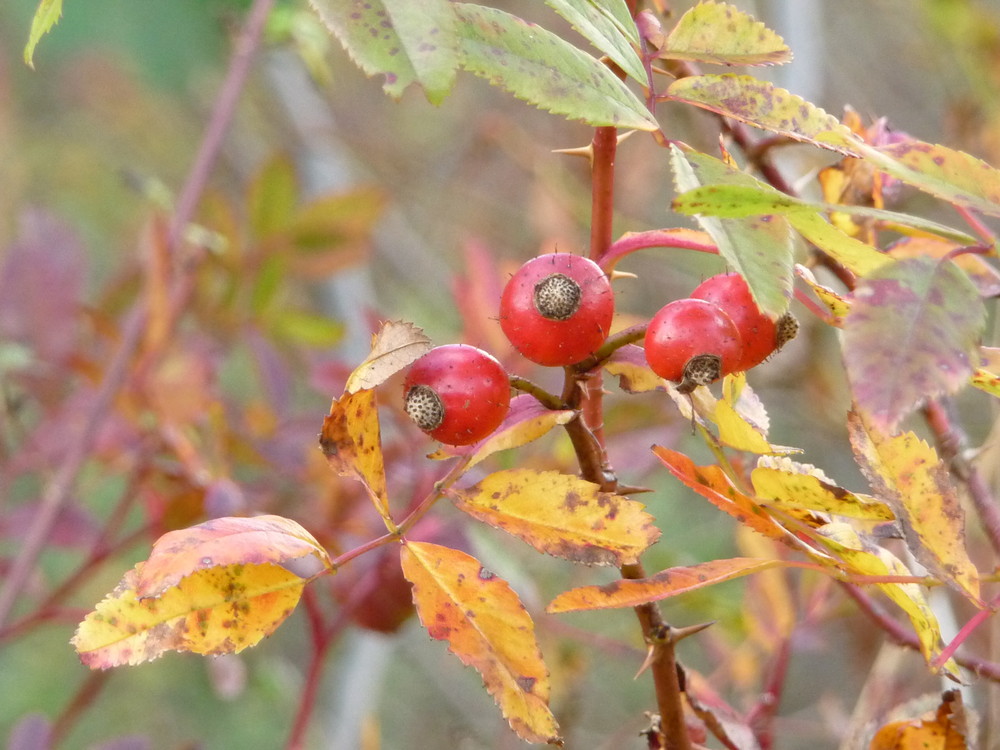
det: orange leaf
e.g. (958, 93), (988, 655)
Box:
(547, 557), (786, 613)
(72, 561), (307, 668)
(319, 389), (391, 527)
(345, 320), (431, 393)
(450, 469), (660, 566)
(428, 394), (575, 468)
(136, 515), (331, 599)
(400, 541), (561, 745)
(870, 690), (969, 750)
(652, 446), (790, 542)
(848, 412), (981, 604)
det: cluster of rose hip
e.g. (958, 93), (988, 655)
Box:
(403, 252), (797, 446)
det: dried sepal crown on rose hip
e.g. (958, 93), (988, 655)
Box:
(500, 252), (614, 366)
(403, 344), (511, 446)
(644, 272), (798, 393)
(644, 298), (744, 394)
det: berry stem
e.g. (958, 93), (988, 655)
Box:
(509, 376), (569, 411)
(573, 323), (648, 372)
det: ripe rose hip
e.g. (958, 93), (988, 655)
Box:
(403, 344), (511, 446)
(500, 252), (614, 366)
(690, 273), (777, 372)
(644, 298), (743, 393)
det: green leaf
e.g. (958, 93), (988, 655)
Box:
(251, 255), (287, 315)
(787, 213), (890, 277)
(669, 146), (792, 317)
(858, 139), (1000, 219)
(309, 0), (458, 103)
(248, 155), (298, 239)
(271, 309), (344, 348)
(667, 74), (858, 154)
(673, 183), (977, 245)
(24, 0), (62, 68)
(662, 2), (792, 67)
(672, 182), (977, 282)
(843, 256), (985, 432)
(544, 0), (647, 82)
(673, 183), (808, 218)
(453, 4), (658, 131)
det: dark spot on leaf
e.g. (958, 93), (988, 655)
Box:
(516, 675), (537, 693)
(563, 491), (586, 511)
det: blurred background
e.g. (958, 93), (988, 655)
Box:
(1, 0), (1000, 747)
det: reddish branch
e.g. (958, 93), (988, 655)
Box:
(576, 122), (693, 750)
(286, 586), (352, 750)
(0, 0), (277, 630)
(841, 583), (1000, 680)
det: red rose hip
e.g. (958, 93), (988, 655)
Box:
(403, 344), (511, 446)
(690, 273), (778, 372)
(500, 252), (614, 366)
(644, 298), (743, 393)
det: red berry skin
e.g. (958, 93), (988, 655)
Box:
(690, 273), (777, 372)
(644, 298), (743, 383)
(403, 344), (511, 446)
(500, 253), (614, 366)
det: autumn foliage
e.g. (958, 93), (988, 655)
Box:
(8, 0), (1000, 748)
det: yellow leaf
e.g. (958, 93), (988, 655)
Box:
(971, 347), (1000, 397)
(751, 459), (894, 521)
(319, 389), (392, 529)
(714, 374), (775, 454)
(73, 562), (306, 668)
(345, 320), (431, 393)
(605, 344), (664, 394)
(795, 264), (850, 325)
(400, 542), (561, 745)
(971, 367), (1000, 398)
(428, 394), (575, 469)
(137, 515), (332, 599)
(548, 557), (787, 613)
(816, 522), (955, 674)
(450, 469), (660, 566)
(661, 2), (792, 67)
(848, 412), (981, 604)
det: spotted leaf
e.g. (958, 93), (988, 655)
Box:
(400, 541), (560, 745)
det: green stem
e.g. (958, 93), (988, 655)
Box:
(509, 376), (569, 411)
